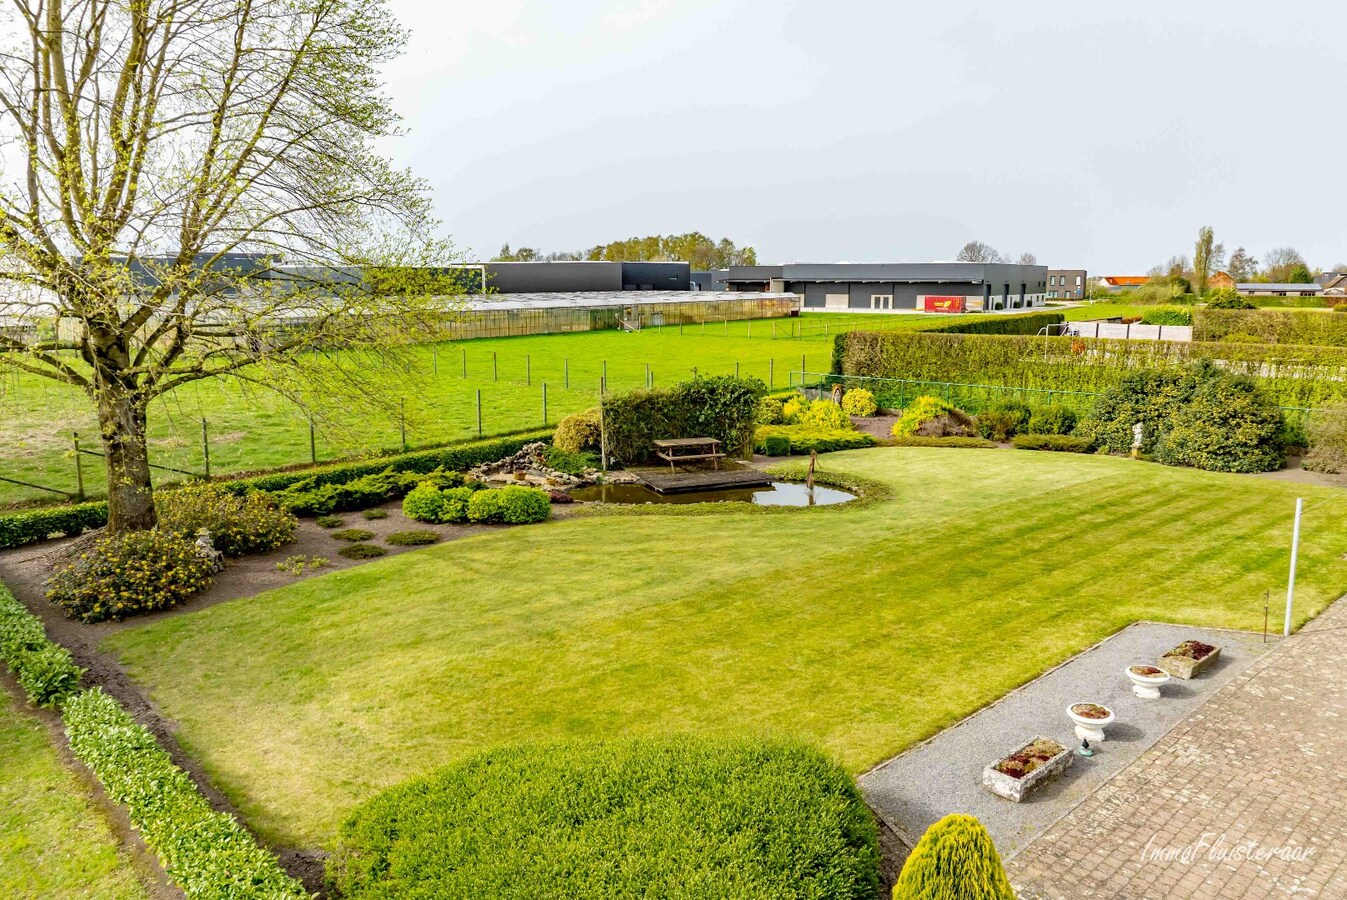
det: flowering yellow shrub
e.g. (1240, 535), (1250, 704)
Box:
(46, 531), (215, 622)
(840, 389), (877, 417)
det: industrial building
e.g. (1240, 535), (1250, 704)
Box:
(1047, 269), (1087, 300)
(482, 260), (691, 293)
(722, 262), (1048, 312)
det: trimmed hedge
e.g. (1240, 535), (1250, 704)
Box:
(602, 376), (766, 464)
(62, 688), (308, 899)
(0, 501), (109, 552)
(919, 310), (1065, 336)
(1193, 307), (1347, 347)
(754, 426), (875, 454)
(0, 586), (83, 708)
(328, 737), (880, 900)
(838, 330), (1347, 407)
(0, 431), (552, 552)
(889, 436), (997, 449)
(1011, 433), (1095, 452)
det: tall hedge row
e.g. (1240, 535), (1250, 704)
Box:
(1193, 308), (1347, 347)
(919, 310), (1065, 336)
(837, 331), (1347, 408)
(601, 375), (766, 464)
(0, 430), (552, 551)
(0, 585), (83, 708)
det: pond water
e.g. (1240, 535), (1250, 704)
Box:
(569, 481), (856, 507)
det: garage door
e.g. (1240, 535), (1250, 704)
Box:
(825, 293), (849, 309)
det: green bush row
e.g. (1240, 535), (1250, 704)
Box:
(917, 310), (1066, 336)
(0, 431), (552, 551)
(329, 737), (880, 900)
(888, 436), (997, 448)
(62, 688), (309, 899)
(753, 425), (876, 454)
(602, 375), (766, 465)
(0, 585), (83, 708)
(0, 502), (109, 552)
(1011, 433), (1095, 452)
(404, 483), (551, 525)
(1192, 307), (1347, 347)
(836, 330), (1347, 407)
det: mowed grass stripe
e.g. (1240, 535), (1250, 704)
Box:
(104, 449), (1347, 847)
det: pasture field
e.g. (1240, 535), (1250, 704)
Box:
(0, 312), (982, 506)
(104, 447), (1347, 848)
(0, 688), (148, 899)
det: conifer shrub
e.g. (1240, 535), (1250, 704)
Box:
(840, 388), (878, 417)
(892, 813), (1014, 900)
(1154, 374), (1285, 472)
(799, 398), (851, 430)
(329, 737), (880, 900)
(1026, 404), (1078, 436)
(466, 486), (551, 524)
(758, 396), (786, 425)
(975, 401), (1031, 441)
(891, 396), (976, 438)
(553, 408), (603, 454)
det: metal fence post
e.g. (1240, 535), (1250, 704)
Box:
(801, 354), (806, 380)
(201, 418), (210, 479)
(735, 362), (740, 378)
(603, 360), (607, 383)
(399, 399), (407, 451)
(432, 345), (438, 377)
(309, 419), (317, 464)
(769, 358), (774, 388)
(527, 354), (531, 386)
(493, 351), (497, 382)
(542, 382), (548, 424)
(462, 349), (467, 378)
(476, 389), (482, 436)
(645, 363), (650, 387)
(72, 432), (85, 500)
(565, 358), (569, 389)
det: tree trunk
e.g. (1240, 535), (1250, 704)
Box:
(98, 392), (158, 531)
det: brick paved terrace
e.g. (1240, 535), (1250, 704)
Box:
(1008, 598), (1347, 899)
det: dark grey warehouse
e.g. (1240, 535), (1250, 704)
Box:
(723, 262), (1047, 312)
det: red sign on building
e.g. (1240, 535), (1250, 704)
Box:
(923, 295), (966, 313)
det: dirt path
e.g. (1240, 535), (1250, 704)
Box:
(0, 496), (523, 895)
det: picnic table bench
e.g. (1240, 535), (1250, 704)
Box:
(653, 437), (725, 472)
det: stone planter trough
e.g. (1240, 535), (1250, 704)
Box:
(1158, 640), (1221, 680)
(982, 737), (1072, 803)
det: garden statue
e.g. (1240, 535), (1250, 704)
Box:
(1131, 422), (1143, 459)
(194, 529), (225, 573)
(831, 383), (844, 405)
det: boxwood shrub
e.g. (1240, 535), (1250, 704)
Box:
(0, 501), (109, 551)
(328, 737), (879, 900)
(754, 426), (875, 454)
(0, 586), (83, 708)
(62, 688), (308, 899)
(466, 486), (551, 524)
(46, 530), (215, 623)
(889, 436), (997, 449)
(1011, 433), (1095, 453)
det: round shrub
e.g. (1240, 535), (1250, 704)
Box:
(331, 528), (375, 542)
(892, 813), (1014, 900)
(1205, 288), (1255, 309)
(781, 396), (807, 424)
(467, 486), (551, 525)
(1026, 404), (1078, 436)
(1140, 306), (1192, 326)
(892, 396), (975, 438)
(1154, 375), (1285, 473)
(799, 398), (851, 430)
(328, 737), (880, 900)
(315, 515), (344, 528)
(975, 401), (1031, 441)
(554, 408), (602, 454)
(338, 543), (387, 560)
(385, 530), (440, 546)
(758, 396), (785, 425)
(361, 508), (389, 520)
(46, 530), (215, 622)
(1079, 369), (1199, 454)
(157, 484), (297, 557)
(402, 482), (447, 523)
(840, 388), (877, 417)
(762, 433), (792, 456)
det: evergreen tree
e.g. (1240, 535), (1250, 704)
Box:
(892, 814), (1015, 900)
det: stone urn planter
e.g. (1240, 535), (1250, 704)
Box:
(1125, 664), (1171, 700)
(1067, 702), (1115, 743)
(982, 737), (1072, 803)
(1158, 640), (1221, 680)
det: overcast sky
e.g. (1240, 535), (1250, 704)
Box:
(380, 1), (1345, 273)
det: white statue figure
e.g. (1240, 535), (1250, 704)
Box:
(194, 529), (225, 573)
(1131, 422), (1144, 458)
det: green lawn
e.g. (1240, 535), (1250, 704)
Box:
(0, 312), (981, 506)
(0, 689), (148, 899)
(103, 448), (1347, 848)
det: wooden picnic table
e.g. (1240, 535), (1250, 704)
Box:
(652, 437), (725, 472)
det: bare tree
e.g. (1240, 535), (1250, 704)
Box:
(0, 0), (458, 532)
(1015, 252), (1038, 266)
(1262, 247), (1308, 282)
(956, 241), (1006, 263)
